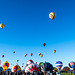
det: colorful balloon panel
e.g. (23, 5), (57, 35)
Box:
(40, 62), (54, 72)
(25, 63), (40, 73)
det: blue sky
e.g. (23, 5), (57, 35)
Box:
(0, 0), (75, 70)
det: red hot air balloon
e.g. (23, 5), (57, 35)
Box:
(2, 55), (4, 57)
(43, 43), (46, 46)
(30, 53), (33, 56)
(39, 53), (41, 56)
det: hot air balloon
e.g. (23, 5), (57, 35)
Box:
(17, 60), (19, 62)
(69, 61), (75, 70)
(25, 63), (40, 73)
(0, 23), (5, 29)
(39, 62), (43, 67)
(26, 59), (34, 65)
(40, 62), (54, 72)
(2, 55), (4, 57)
(30, 53), (33, 56)
(49, 12), (56, 20)
(55, 61), (63, 70)
(2, 61), (9, 71)
(39, 53), (41, 56)
(53, 50), (56, 53)
(63, 67), (70, 72)
(13, 51), (15, 53)
(22, 66), (23, 67)
(24, 54), (27, 57)
(55, 61), (63, 74)
(11, 65), (21, 72)
(40, 54), (43, 57)
(43, 43), (46, 46)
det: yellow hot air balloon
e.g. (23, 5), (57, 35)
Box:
(11, 65), (21, 72)
(2, 61), (9, 71)
(17, 65), (21, 71)
(49, 12), (56, 20)
(40, 54), (43, 57)
(0, 23), (5, 29)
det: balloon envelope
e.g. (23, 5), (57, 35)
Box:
(55, 61), (63, 70)
(53, 50), (56, 53)
(40, 54), (43, 57)
(26, 59), (34, 65)
(40, 62), (54, 72)
(49, 12), (56, 20)
(43, 43), (46, 46)
(25, 63), (40, 73)
(69, 61), (75, 69)
(0, 23), (5, 29)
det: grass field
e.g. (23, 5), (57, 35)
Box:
(61, 73), (74, 75)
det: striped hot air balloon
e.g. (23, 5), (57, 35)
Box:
(25, 63), (40, 73)
(26, 59), (34, 65)
(11, 65), (21, 72)
(55, 61), (63, 70)
(40, 62), (54, 72)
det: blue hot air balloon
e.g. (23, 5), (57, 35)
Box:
(55, 61), (63, 70)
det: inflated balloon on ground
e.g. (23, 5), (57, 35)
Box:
(2, 61), (9, 71)
(69, 61), (75, 70)
(11, 65), (21, 72)
(25, 63), (40, 73)
(55, 61), (63, 70)
(40, 62), (54, 72)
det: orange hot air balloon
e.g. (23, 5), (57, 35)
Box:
(40, 54), (43, 57)
(30, 53), (33, 56)
(0, 23), (5, 29)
